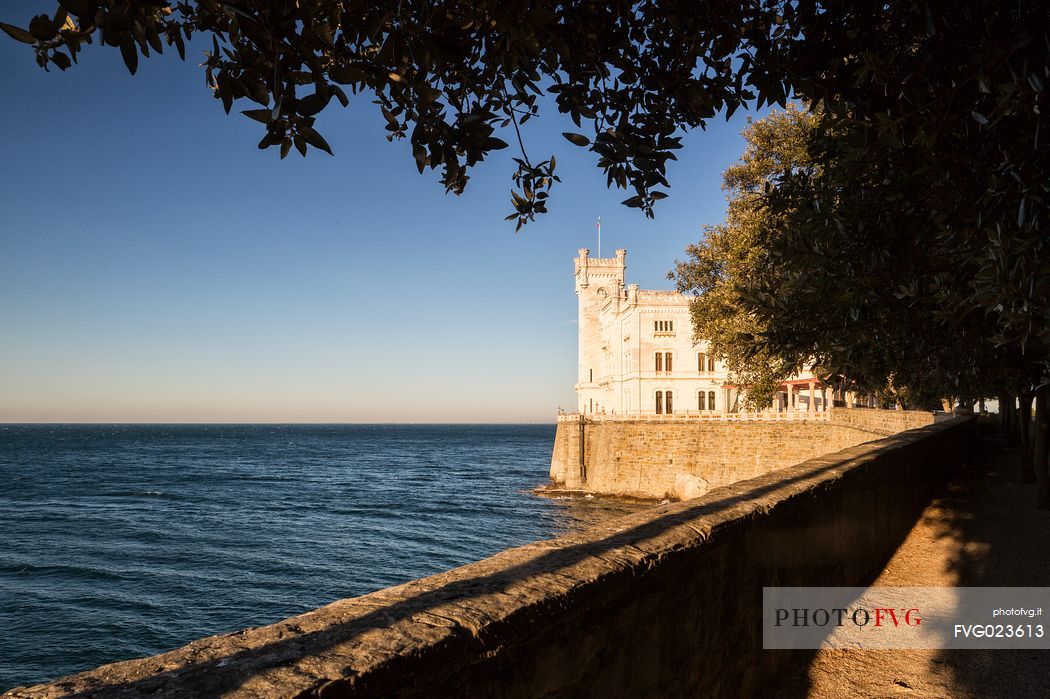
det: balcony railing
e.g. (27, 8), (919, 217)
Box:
(556, 410), (832, 423)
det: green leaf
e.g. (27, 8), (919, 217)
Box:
(50, 51), (72, 70)
(28, 14), (56, 41)
(146, 27), (163, 55)
(413, 143), (428, 173)
(242, 109), (271, 124)
(0, 22), (36, 44)
(220, 85), (233, 114)
(257, 132), (279, 149)
(119, 38), (138, 75)
(329, 64), (365, 85)
(298, 93), (330, 117)
(562, 132), (591, 147)
(300, 126), (333, 155)
(58, 0), (91, 16)
(244, 78), (269, 105)
(332, 85), (349, 108)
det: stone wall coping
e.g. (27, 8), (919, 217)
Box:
(556, 406), (938, 424)
(5, 416), (972, 699)
(556, 411), (832, 423)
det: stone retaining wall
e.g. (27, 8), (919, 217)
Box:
(828, 406), (939, 435)
(550, 408), (936, 498)
(6, 416), (973, 699)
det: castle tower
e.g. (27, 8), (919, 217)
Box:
(574, 248), (626, 413)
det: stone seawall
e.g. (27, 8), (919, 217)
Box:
(550, 408), (936, 499)
(6, 417), (974, 699)
(828, 406), (940, 436)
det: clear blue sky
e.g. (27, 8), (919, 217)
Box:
(0, 3), (768, 422)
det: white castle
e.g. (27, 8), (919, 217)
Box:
(573, 248), (824, 415)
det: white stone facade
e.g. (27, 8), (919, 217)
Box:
(573, 248), (824, 416)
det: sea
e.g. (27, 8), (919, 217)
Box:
(0, 423), (649, 691)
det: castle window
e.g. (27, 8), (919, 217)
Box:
(708, 391), (717, 411)
(655, 352), (663, 372)
(665, 391), (673, 414)
(698, 353), (706, 372)
(708, 355), (715, 372)
(655, 391), (663, 414)
(664, 352), (673, 373)
(698, 392), (706, 411)
(654, 320), (675, 333)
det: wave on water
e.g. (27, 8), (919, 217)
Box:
(0, 423), (652, 691)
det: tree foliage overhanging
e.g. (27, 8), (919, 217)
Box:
(1, 0), (798, 228)
(3, 2), (1044, 234)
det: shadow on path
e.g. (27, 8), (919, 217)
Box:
(777, 439), (1050, 698)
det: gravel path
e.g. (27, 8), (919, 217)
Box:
(776, 439), (1050, 698)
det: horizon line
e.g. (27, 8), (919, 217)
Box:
(0, 421), (559, 426)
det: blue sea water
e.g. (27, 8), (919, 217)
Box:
(0, 424), (647, 690)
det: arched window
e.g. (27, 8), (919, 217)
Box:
(698, 392), (707, 411)
(655, 390), (663, 414)
(708, 391), (716, 411)
(664, 352), (673, 373)
(698, 353), (706, 372)
(665, 391), (673, 414)
(708, 355), (715, 372)
(655, 352), (663, 372)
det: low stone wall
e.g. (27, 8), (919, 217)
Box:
(6, 417), (973, 699)
(828, 406), (938, 436)
(549, 408), (936, 499)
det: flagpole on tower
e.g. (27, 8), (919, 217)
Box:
(597, 216), (601, 257)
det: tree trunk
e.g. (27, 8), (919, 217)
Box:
(1013, 395), (1023, 440)
(1033, 386), (1050, 510)
(999, 393), (1012, 439)
(1020, 393), (1035, 483)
